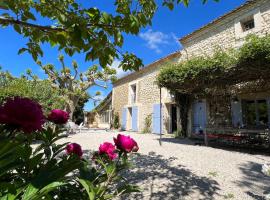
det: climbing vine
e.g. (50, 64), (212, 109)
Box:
(157, 35), (270, 95)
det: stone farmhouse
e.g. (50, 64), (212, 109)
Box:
(91, 0), (270, 137)
(85, 92), (112, 129)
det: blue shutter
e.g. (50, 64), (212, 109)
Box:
(231, 101), (243, 127)
(193, 100), (207, 133)
(200, 101), (207, 128)
(152, 104), (162, 134)
(132, 106), (138, 131)
(121, 108), (127, 130)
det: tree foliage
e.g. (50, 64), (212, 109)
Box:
(0, 0), (217, 71)
(73, 95), (89, 125)
(38, 55), (116, 119)
(157, 35), (270, 94)
(0, 71), (64, 113)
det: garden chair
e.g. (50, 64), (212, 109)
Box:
(78, 122), (89, 133)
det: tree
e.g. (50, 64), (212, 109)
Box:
(0, 0), (217, 71)
(73, 94), (89, 125)
(0, 69), (65, 113)
(37, 55), (116, 120)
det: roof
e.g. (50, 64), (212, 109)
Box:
(179, 0), (256, 42)
(113, 51), (181, 86)
(92, 92), (112, 113)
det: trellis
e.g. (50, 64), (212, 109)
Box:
(157, 35), (270, 136)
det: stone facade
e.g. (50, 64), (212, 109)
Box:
(180, 0), (270, 136)
(112, 52), (180, 134)
(179, 0), (270, 61)
(112, 0), (270, 135)
(86, 93), (112, 129)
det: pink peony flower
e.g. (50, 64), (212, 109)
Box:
(65, 143), (83, 158)
(99, 142), (117, 160)
(0, 97), (45, 133)
(47, 109), (69, 124)
(113, 134), (139, 153)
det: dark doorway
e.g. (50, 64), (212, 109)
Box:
(171, 105), (177, 133)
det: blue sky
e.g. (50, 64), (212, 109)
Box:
(0, 0), (245, 111)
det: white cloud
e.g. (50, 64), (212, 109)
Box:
(110, 60), (131, 78)
(139, 29), (179, 53)
(171, 33), (182, 48)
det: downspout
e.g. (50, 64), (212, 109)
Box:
(159, 87), (162, 146)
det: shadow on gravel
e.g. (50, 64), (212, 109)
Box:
(159, 137), (270, 156)
(120, 151), (220, 200)
(236, 161), (270, 200)
(156, 137), (196, 146)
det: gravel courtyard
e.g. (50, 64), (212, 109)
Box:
(61, 130), (270, 200)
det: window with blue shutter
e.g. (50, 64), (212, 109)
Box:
(152, 104), (162, 134)
(121, 108), (127, 130)
(193, 100), (207, 133)
(132, 106), (138, 131)
(231, 100), (243, 127)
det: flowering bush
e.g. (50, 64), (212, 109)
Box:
(0, 97), (45, 133)
(114, 134), (139, 153)
(47, 109), (69, 124)
(99, 142), (118, 160)
(0, 97), (139, 199)
(66, 143), (83, 158)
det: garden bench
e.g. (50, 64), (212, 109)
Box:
(191, 128), (270, 149)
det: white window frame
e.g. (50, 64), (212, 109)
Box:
(128, 81), (138, 105)
(234, 8), (263, 39)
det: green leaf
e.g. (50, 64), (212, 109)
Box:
(38, 181), (66, 196)
(0, 2), (8, 9)
(22, 184), (39, 200)
(22, 182), (66, 200)
(24, 11), (36, 21)
(115, 184), (140, 195)
(78, 179), (95, 200)
(13, 24), (21, 34)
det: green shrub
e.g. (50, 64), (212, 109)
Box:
(143, 114), (152, 133)
(113, 112), (120, 129)
(0, 77), (65, 113)
(173, 129), (184, 138)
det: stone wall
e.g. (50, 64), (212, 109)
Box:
(179, 0), (270, 61)
(112, 65), (174, 133)
(178, 0), (270, 134)
(112, 0), (270, 134)
(112, 52), (180, 133)
(207, 95), (232, 128)
(112, 83), (129, 122)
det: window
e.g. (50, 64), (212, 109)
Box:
(242, 100), (256, 126)
(241, 17), (255, 32)
(100, 111), (111, 123)
(257, 100), (268, 126)
(130, 84), (137, 104)
(242, 99), (268, 128)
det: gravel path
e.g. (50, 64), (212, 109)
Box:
(60, 130), (270, 200)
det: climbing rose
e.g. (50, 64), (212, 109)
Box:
(99, 142), (117, 160)
(65, 143), (83, 157)
(48, 109), (69, 124)
(0, 97), (45, 133)
(114, 134), (139, 153)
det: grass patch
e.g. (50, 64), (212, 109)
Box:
(224, 193), (234, 199)
(208, 171), (218, 177)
